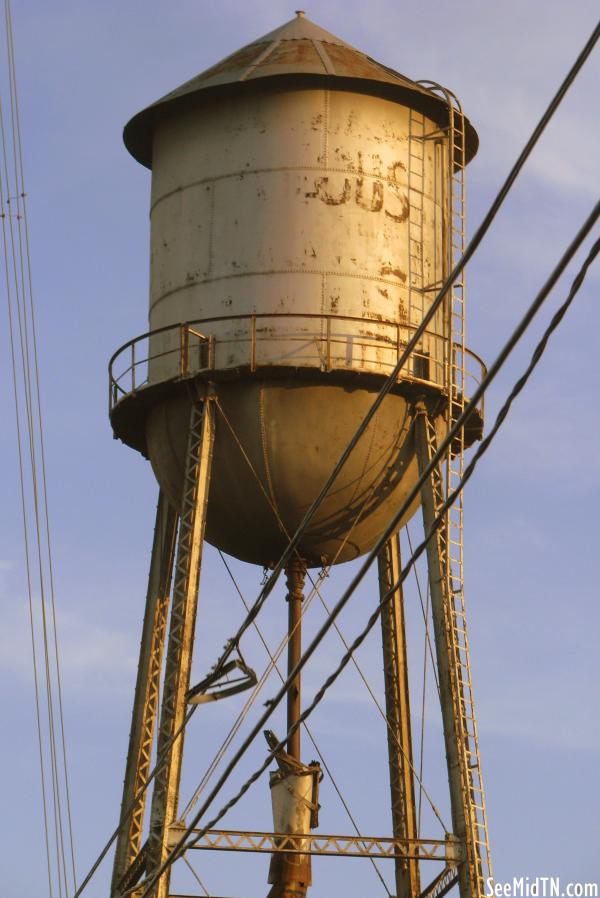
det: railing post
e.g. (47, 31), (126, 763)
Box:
(251, 315), (257, 372)
(180, 324), (190, 377)
(208, 335), (216, 370)
(131, 341), (136, 391)
(326, 316), (331, 371)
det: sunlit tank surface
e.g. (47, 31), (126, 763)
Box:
(111, 12), (481, 567)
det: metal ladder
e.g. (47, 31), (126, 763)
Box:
(414, 82), (492, 896)
(408, 107), (426, 376)
(422, 410), (492, 896)
(445, 95), (492, 896)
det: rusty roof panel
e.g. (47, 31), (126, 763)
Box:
(253, 38), (327, 73)
(124, 12), (479, 168)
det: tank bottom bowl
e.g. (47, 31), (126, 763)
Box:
(144, 379), (443, 568)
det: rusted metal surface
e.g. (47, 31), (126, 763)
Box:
(111, 494), (178, 896)
(285, 558), (306, 761)
(110, 316), (487, 407)
(147, 86), (449, 387)
(146, 400), (215, 898)
(167, 827), (458, 862)
(117, 16), (485, 570)
(378, 534), (421, 898)
(123, 13), (478, 168)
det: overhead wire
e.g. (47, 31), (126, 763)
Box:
(139, 202), (600, 897)
(210, 395), (446, 829)
(0, 150), (54, 898)
(216, 549), (393, 896)
(405, 525), (438, 697)
(74, 19), (600, 893)
(1, 0), (76, 894)
(161, 14), (600, 712)
(4, 0), (77, 879)
(72, 437), (373, 898)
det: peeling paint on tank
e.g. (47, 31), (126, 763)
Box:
(149, 90), (449, 389)
(380, 263), (407, 282)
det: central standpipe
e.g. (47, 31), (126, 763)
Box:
(267, 557), (315, 898)
(286, 558), (305, 761)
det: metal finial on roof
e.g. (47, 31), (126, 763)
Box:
(295, 10), (305, 16)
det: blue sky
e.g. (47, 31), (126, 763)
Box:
(1, 2), (599, 896)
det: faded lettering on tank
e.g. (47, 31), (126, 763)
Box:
(385, 161), (410, 223)
(355, 178), (383, 212)
(305, 158), (409, 221)
(305, 176), (352, 205)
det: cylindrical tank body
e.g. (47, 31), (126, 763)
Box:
(148, 87), (448, 383)
(115, 14), (480, 567)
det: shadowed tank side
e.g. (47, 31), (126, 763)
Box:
(145, 383), (446, 567)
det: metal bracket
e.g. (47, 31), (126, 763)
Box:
(186, 654), (257, 705)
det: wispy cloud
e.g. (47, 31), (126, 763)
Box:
(0, 562), (135, 695)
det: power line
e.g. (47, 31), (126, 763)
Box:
(1, 0), (76, 893)
(138, 197), (600, 898)
(208, 399), (446, 829)
(171, 13), (600, 707)
(74, 19), (600, 893)
(216, 550), (393, 896)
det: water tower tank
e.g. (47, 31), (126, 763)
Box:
(109, 11), (483, 567)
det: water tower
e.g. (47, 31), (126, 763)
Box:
(108, 12), (491, 898)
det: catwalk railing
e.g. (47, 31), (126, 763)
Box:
(108, 313), (486, 415)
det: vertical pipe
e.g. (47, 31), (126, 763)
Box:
(110, 492), (178, 896)
(285, 556), (306, 761)
(251, 314), (257, 371)
(378, 533), (420, 898)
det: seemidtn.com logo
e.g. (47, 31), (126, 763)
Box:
(486, 879), (598, 898)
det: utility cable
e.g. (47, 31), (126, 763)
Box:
(0, 153), (54, 898)
(77, 21), (600, 894)
(138, 203), (600, 897)
(5, 1), (78, 880)
(216, 550), (393, 896)
(206, 398), (448, 833)
(405, 525), (438, 697)
(175, 14), (600, 702)
(1, 1), (75, 893)
(211, 395), (445, 828)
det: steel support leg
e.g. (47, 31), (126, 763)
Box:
(111, 491), (178, 896)
(414, 408), (469, 898)
(146, 397), (215, 898)
(378, 533), (421, 898)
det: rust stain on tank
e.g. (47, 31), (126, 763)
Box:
(380, 263), (407, 282)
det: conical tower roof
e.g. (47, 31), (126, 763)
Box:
(124, 11), (478, 167)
